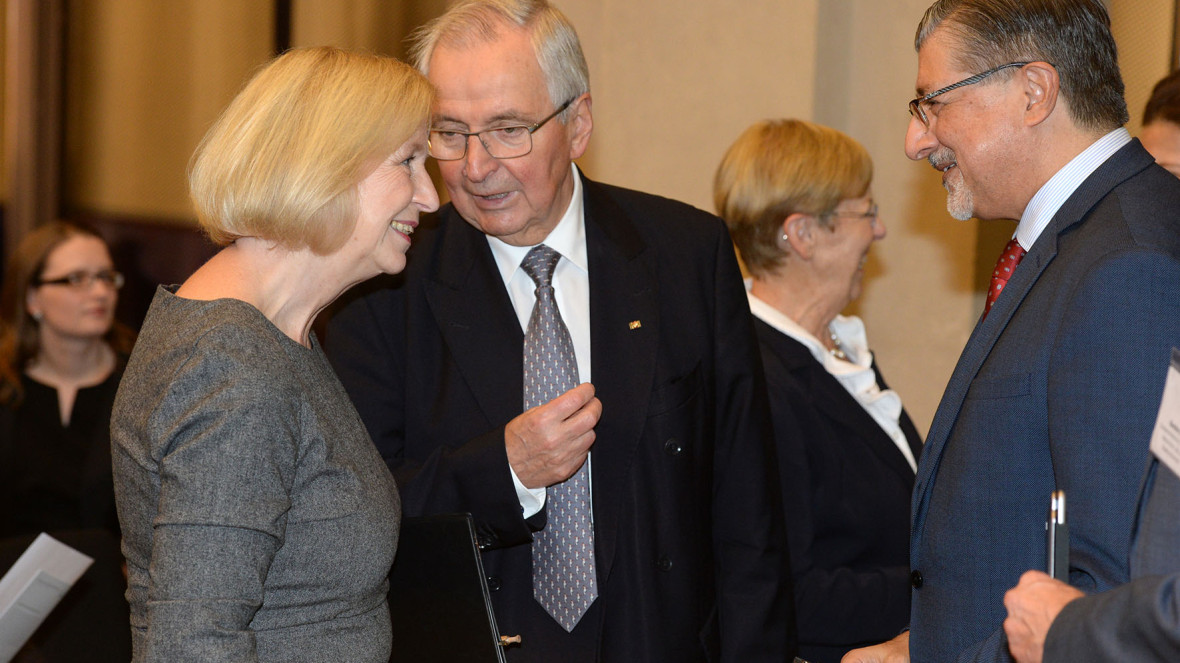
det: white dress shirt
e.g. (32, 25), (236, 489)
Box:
(487, 164), (591, 518)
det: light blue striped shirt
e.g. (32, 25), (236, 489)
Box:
(1015, 128), (1132, 250)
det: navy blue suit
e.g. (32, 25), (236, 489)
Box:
(909, 140), (1180, 663)
(326, 175), (794, 663)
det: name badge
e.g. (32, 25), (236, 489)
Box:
(1148, 348), (1180, 479)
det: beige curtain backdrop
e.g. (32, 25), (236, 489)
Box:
(1, 0), (1175, 432)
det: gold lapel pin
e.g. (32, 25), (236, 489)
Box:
(628, 320), (642, 330)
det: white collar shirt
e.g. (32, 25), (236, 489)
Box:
(486, 164), (590, 517)
(1015, 128), (1132, 250)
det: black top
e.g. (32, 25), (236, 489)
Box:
(0, 364), (131, 662)
(0, 370), (121, 538)
(754, 319), (921, 663)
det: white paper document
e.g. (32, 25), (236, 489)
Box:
(1149, 348), (1180, 481)
(0, 533), (94, 662)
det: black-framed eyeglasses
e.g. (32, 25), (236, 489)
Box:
(827, 202), (879, 221)
(36, 269), (125, 290)
(428, 97), (576, 161)
(908, 62), (1031, 127)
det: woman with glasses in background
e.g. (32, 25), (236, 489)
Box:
(714, 119), (922, 663)
(0, 220), (134, 661)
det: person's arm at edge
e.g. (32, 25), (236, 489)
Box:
(1041, 573), (1180, 662)
(708, 224), (797, 662)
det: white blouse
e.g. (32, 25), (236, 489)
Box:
(747, 287), (918, 473)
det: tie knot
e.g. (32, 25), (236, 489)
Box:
(522, 244), (562, 288)
(983, 237), (1028, 319)
(997, 238), (1026, 272)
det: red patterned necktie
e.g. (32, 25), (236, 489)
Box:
(983, 238), (1026, 319)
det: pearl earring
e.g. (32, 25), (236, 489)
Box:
(782, 233), (789, 241)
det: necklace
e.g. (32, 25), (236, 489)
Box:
(828, 327), (847, 360)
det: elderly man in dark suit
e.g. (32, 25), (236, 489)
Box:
(324, 1), (794, 662)
(845, 1), (1180, 662)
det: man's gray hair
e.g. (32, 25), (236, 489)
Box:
(409, 0), (590, 122)
(916, 0), (1128, 132)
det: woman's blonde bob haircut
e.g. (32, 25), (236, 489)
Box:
(714, 119), (872, 278)
(189, 46), (434, 254)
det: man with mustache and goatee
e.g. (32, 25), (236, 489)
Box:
(845, 1), (1180, 663)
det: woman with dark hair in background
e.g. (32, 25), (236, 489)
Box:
(1141, 69), (1180, 178)
(0, 220), (134, 661)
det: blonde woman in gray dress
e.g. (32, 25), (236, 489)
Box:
(111, 46), (437, 662)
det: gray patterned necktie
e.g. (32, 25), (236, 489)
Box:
(521, 244), (598, 632)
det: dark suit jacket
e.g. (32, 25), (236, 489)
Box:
(326, 174), (794, 663)
(755, 320), (920, 663)
(908, 140), (1180, 663)
(1043, 458), (1180, 661)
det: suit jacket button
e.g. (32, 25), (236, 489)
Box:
(911, 570), (923, 589)
(663, 439), (683, 456)
(486, 576), (502, 592)
(657, 555), (673, 572)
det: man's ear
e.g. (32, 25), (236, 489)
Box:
(1022, 61), (1059, 127)
(567, 93), (594, 160)
(781, 213), (818, 260)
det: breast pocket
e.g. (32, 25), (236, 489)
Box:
(966, 371), (1032, 400)
(647, 362), (703, 417)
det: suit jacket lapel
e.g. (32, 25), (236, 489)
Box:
(912, 140), (1157, 537)
(914, 234), (1056, 509)
(769, 332), (916, 485)
(581, 175), (659, 584)
(422, 208), (525, 427)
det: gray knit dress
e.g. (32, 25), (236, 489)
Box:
(112, 286), (400, 662)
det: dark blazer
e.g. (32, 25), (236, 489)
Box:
(908, 140), (1180, 663)
(1043, 460), (1180, 661)
(755, 320), (920, 663)
(326, 174), (794, 663)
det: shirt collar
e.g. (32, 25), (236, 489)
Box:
(487, 163), (587, 280)
(746, 287), (828, 359)
(744, 282), (871, 369)
(1015, 127), (1131, 250)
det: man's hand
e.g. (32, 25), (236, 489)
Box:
(505, 382), (601, 488)
(842, 630), (909, 663)
(1003, 570), (1084, 663)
